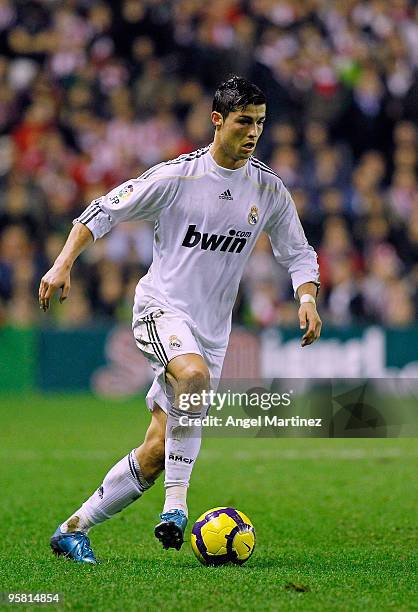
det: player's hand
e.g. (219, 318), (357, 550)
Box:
(38, 265), (71, 312)
(299, 303), (321, 347)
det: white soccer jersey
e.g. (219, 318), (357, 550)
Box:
(74, 146), (319, 349)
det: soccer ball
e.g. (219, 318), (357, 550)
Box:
(191, 507), (255, 566)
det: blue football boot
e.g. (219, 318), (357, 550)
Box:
(154, 509), (187, 550)
(50, 525), (97, 564)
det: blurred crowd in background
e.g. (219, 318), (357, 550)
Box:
(0, 0), (417, 329)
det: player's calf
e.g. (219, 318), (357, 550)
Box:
(135, 437), (165, 483)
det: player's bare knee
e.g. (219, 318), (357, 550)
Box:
(177, 366), (209, 397)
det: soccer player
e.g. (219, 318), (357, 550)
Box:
(39, 76), (321, 563)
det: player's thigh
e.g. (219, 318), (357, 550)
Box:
(133, 309), (202, 374)
(134, 309), (223, 413)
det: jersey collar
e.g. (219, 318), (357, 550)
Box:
(208, 146), (249, 179)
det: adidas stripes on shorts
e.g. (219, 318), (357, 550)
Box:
(133, 308), (226, 414)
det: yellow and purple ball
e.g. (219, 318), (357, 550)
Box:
(191, 507), (255, 566)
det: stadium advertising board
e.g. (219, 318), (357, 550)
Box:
(2, 325), (417, 395)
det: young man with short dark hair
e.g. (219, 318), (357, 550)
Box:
(39, 76), (321, 563)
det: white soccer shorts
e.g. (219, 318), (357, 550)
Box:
(133, 308), (225, 413)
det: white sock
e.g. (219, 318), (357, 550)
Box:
(164, 406), (203, 516)
(61, 450), (153, 533)
(163, 485), (188, 516)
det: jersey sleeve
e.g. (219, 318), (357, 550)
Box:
(264, 185), (320, 297)
(73, 167), (173, 241)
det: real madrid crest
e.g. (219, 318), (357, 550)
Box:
(248, 205), (259, 225)
(169, 335), (182, 350)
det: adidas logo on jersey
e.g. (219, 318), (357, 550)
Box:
(219, 189), (233, 200)
(181, 224), (251, 254)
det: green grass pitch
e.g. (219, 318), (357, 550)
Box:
(0, 394), (416, 611)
